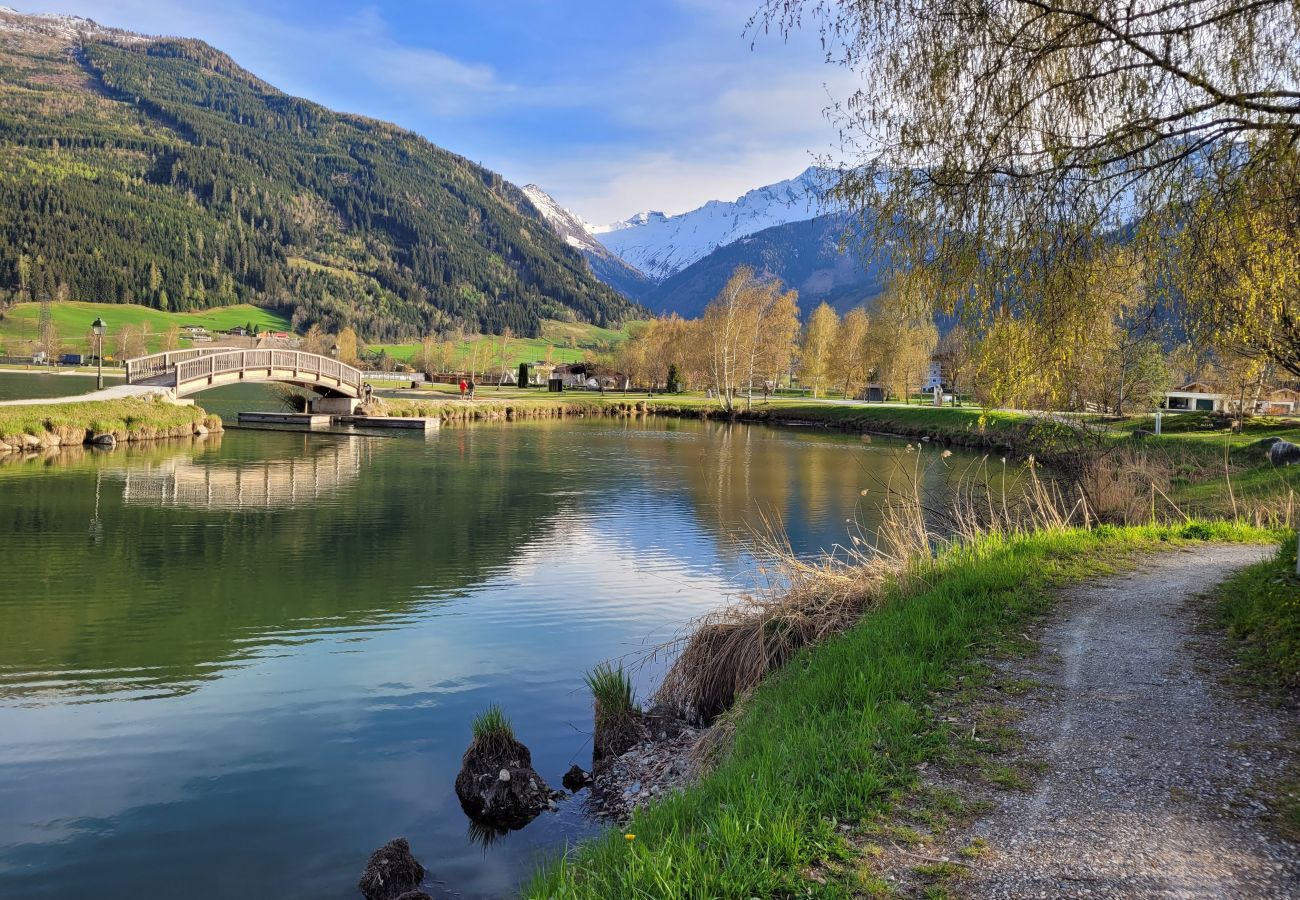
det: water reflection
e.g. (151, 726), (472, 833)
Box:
(0, 419), (994, 900)
(119, 438), (369, 510)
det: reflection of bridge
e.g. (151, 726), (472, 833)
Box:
(125, 348), (364, 400)
(120, 441), (369, 509)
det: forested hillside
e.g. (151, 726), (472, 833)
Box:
(0, 12), (640, 340)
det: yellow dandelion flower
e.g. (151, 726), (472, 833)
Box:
(625, 833), (636, 841)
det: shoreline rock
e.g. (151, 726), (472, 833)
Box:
(585, 718), (704, 822)
(358, 837), (425, 900)
(454, 735), (562, 830)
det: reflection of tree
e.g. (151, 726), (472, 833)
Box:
(0, 420), (1006, 706)
(631, 420), (993, 558)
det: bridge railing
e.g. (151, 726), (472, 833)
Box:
(125, 348), (228, 383)
(171, 350), (364, 394)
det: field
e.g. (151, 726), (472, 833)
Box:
(369, 320), (636, 369)
(0, 301), (292, 356)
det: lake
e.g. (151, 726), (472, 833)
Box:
(0, 374), (988, 898)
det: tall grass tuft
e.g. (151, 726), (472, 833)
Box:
(585, 662), (643, 759)
(270, 384), (311, 413)
(469, 704), (518, 757)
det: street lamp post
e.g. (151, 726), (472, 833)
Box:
(92, 317), (107, 390)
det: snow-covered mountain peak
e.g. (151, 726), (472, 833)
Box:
(0, 6), (147, 43)
(588, 166), (841, 282)
(521, 184), (605, 254)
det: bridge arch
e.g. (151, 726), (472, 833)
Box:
(125, 348), (364, 399)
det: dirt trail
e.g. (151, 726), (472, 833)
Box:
(962, 544), (1299, 899)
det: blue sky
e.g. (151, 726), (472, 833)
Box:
(23, 1), (851, 222)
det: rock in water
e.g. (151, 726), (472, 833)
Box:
(1269, 439), (1300, 466)
(394, 893), (434, 900)
(358, 837), (425, 900)
(454, 735), (559, 829)
(562, 765), (593, 791)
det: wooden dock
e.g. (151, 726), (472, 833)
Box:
(238, 412), (331, 427)
(238, 412), (440, 431)
(332, 415), (439, 430)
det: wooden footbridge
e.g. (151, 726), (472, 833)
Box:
(125, 348), (364, 400)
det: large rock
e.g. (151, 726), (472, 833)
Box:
(454, 735), (560, 829)
(358, 837), (425, 900)
(1269, 439), (1300, 466)
(91, 432), (117, 448)
(562, 765), (593, 792)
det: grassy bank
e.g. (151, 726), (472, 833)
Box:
(0, 398), (220, 449)
(529, 522), (1281, 898)
(1216, 539), (1300, 689)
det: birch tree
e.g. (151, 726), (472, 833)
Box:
(800, 303), (839, 398)
(830, 307), (870, 399)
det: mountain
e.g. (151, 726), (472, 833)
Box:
(643, 213), (888, 318)
(0, 8), (640, 340)
(592, 167), (839, 282)
(520, 185), (652, 301)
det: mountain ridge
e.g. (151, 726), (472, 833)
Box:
(643, 213), (888, 318)
(590, 166), (840, 281)
(0, 7), (640, 340)
(521, 184), (652, 300)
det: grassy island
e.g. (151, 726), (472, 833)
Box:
(0, 398), (220, 450)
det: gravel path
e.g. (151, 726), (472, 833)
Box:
(0, 383), (163, 405)
(963, 544), (1299, 898)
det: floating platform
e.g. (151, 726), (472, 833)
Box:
(332, 415), (440, 430)
(239, 412), (331, 427)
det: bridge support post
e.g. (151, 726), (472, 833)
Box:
(310, 397), (360, 415)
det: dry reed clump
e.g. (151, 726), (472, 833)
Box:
(654, 518), (912, 725)
(648, 441), (1294, 728)
(1077, 446), (1173, 524)
(653, 448), (1102, 726)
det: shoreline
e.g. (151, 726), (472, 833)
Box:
(527, 525), (1296, 898)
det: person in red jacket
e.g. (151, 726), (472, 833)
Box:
(459, 378), (467, 399)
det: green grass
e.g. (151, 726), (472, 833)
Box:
(369, 319), (635, 369)
(0, 301), (291, 356)
(1216, 536), (1300, 689)
(584, 662), (640, 729)
(472, 704), (517, 744)
(0, 397), (218, 444)
(528, 521), (1280, 899)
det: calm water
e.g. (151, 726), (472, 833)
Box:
(0, 375), (988, 898)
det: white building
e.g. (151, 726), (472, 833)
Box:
(1162, 382), (1225, 412)
(920, 360), (944, 392)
